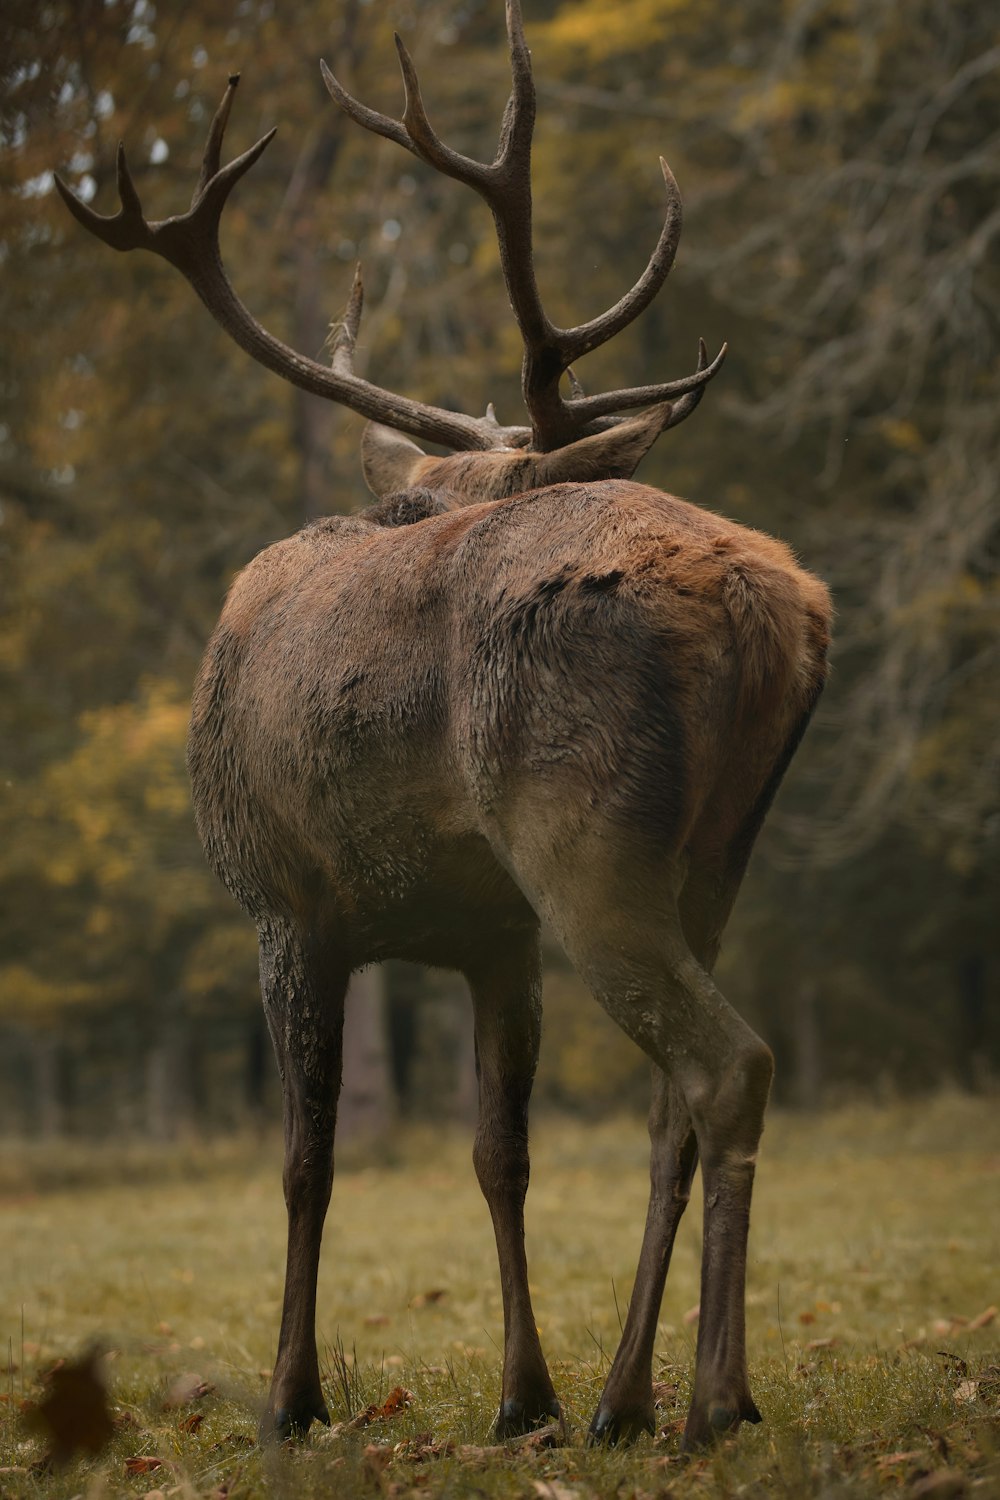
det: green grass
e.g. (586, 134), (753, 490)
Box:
(1, 1094), (998, 1497)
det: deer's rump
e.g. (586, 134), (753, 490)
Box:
(187, 481), (829, 958)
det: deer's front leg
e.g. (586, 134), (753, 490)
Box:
(465, 932), (562, 1441)
(258, 918), (347, 1442)
(589, 1070), (697, 1442)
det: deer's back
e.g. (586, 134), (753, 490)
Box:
(188, 480), (830, 957)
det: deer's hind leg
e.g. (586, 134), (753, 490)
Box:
(463, 928), (562, 1440)
(258, 915), (348, 1442)
(588, 1068), (697, 1442)
(586, 844), (769, 1444)
(530, 853), (771, 1450)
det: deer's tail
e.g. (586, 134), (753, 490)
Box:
(722, 556), (831, 721)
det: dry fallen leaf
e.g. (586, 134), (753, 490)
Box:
(874, 1449), (923, 1469)
(0, 1395), (33, 1413)
(124, 1456), (165, 1475)
(909, 1471), (967, 1498)
(164, 1372), (215, 1409)
(29, 1347), (115, 1466)
(656, 1415), (686, 1440)
(652, 1380), (678, 1408)
(967, 1305), (997, 1332)
(409, 1289), (448, 1309)
(178, 1411), (204, 1433)
(954, 1379), (978, 1403)
(209, 1432), (254, 1452)
(346, 1386), (414, 1430)
(391, 1433), (455, 1462)
(362, 1443), (393, 1478)
(532, 1482), (582, 1500)
(456, 1421), (564, 1462)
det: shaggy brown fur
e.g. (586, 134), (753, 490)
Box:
(188, 450), (831, 1449)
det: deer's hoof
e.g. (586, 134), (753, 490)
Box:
(680, 1396), (762, 1452)
(262, 1396), (331, 1443)
(494, 1397), (563, 1442)
(587, 1404), (655, 1445)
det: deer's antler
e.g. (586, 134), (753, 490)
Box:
(54, 76), (525, 452)
(322, 0), (724, 450)
(57, 5), (725, 455)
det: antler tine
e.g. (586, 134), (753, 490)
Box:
(194, 73), (240, 202)
(495, 0), (536, 171)
(657, 337), (713, 430)
(566, 344), (721, 436)
(321, 44), (492, 196)
(566, 367), (585, 399)
(558, 158), (683, 366)
(319, 58), (411, 153)
(567, 340), (728, 425)
(115, 140), (144, 221)
(327, 263), (364, 376)
(54, 141), (148, 252)
(392, 36), (493, 190)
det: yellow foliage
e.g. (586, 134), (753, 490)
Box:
(0, 964), (102, 1015)
(183, 923), (258, 1000)
(15, 680), (206, 908)
(543, 0), (693, 59)
(878, 418), (925, 453)
(539, 967), (646, 1108)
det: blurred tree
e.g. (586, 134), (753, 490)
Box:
(0, 0), (996, 1130)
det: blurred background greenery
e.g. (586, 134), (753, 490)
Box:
(1, 0), (997, 1138)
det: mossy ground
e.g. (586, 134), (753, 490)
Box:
(1, 1094), (998, 1497)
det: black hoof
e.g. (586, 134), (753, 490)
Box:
(264, 1397), (331, 1443)
(681, 1397), (761, 1452)
(494, 1397), (563, 1441)
(587, 1405), (655, 1446)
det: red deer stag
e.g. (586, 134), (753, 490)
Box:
(56, 0), (831, 1451)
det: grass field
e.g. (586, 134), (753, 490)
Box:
(1, 1094), (998, 1497)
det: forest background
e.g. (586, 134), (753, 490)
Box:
(1, 0), (997, 1139)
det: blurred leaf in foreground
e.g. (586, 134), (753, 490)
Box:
(29, 1347), (114, 1466)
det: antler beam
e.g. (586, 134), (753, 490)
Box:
(55, 77), (526, 452)
(322, 0), (723, 450)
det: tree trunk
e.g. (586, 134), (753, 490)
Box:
(289, 1), (365, 523)
(144, 991), (193, 1141)
(338, 966), (392, 1140)
(792, 977), (822, 1111)
(957, 952), (987, 1092)
(407, 971), (478, 1123)
(33, 1033), (63, 1138)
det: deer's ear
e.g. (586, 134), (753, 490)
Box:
(532, 402), (676, 485)
(362, 423), (429, 498)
